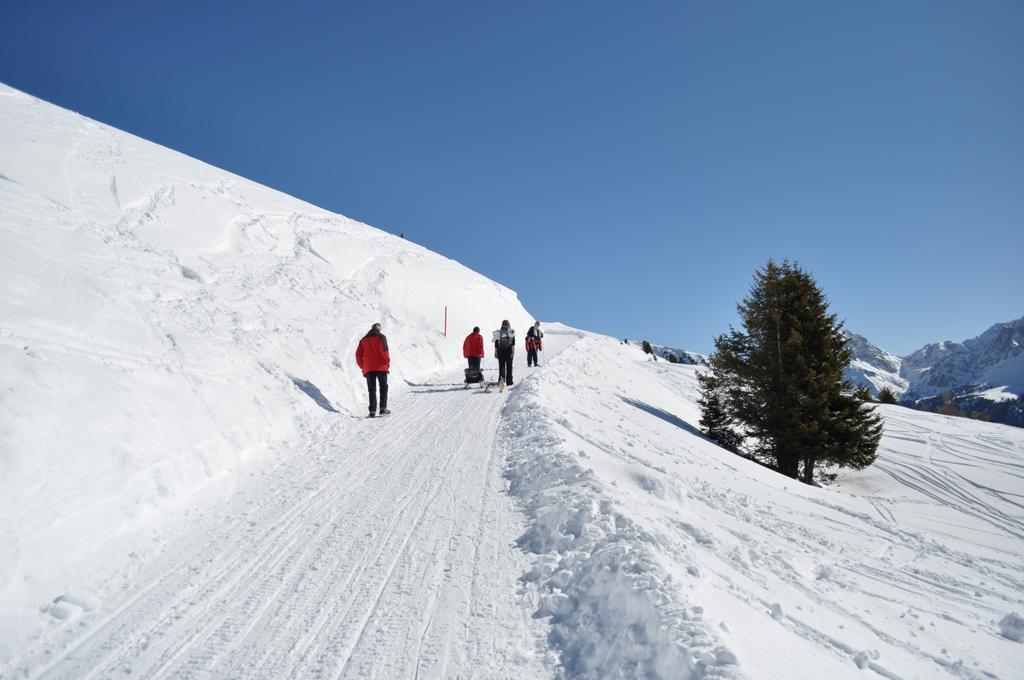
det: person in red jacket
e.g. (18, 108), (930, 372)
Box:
(356, 322), (391, 417)
(526, 321), (543, 367)
(463, 326), (485, 372)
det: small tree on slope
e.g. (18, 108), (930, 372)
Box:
(697, 371), (743, 453)
(877, 386), (899, 405)
(697, 259), (883, 483)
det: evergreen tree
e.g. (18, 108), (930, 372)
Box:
(667, 352), (679, 364)
(698, 260), (882, 483)
(877, 387), (899, 405)
(697, 371), (743, 452)
(938, 391), (965, 417)
(854, 385), (873, 403)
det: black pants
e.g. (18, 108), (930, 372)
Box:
(527, 348), (539, 366)
(365, 371), (388, 412)
(467, 356), (481, 371)
(497, 351), (513, 385)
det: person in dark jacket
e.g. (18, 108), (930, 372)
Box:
(526, 321), (543, 367)
(492, 320), (515, 387)
(356, 323), (391, 417)
(463, 326), (485, 371)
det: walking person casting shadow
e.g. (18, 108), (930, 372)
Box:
(356, 322), (391, 417)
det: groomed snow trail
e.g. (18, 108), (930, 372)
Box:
(19, 374), (554, 679)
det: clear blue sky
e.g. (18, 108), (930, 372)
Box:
(2, 1), (1021, 355)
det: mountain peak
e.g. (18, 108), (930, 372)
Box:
(901, 316), (1024, 399)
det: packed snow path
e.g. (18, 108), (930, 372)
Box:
(23, 363), (558, 679)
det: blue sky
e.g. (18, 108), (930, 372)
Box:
(2, 1), (1021, 355)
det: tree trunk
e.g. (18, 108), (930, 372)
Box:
(801, 457), (815, 484)
(777, 452), (800, 479)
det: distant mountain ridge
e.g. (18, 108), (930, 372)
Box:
(844, 316), (1024, 427)
(900, 318), (1024, 399)
(625, 339), (706, 365)
(634, 318), (1023, 427)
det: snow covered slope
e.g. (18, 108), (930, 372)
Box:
(503, 333), (1024, 679)
(0, 81), (532, 650)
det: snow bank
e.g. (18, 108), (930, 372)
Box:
(501, 329), (740, 679)
(0, 81), (532, 644)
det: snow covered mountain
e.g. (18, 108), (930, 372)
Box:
(4, 84), (1024, 679)
(844, 318), (1024, 426)
(841, 331), (909, 396)
(900, 317), (1024, 400)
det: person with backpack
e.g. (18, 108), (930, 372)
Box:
(492, 320), (516, 387)
(355, 322), (390, 417)
(525, 321), (543, 367)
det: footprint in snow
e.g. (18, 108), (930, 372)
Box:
(45, 593), (97, 621)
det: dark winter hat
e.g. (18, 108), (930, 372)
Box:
(473, 326), (480, 333)
(372, 323), (382, 331)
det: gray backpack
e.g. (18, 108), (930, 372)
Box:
(495, 328), (514, 350)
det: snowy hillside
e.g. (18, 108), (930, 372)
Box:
(502, 334), (1024, 679)
(0, 81), (533, 663)
(3, 84), (1024, 679)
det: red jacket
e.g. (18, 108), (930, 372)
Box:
(356, 330), (390, 375)
(526, 327), (543, 351)
(463, 332), (485, 358)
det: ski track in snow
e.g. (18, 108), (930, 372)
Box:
(15, 378), (552, 679)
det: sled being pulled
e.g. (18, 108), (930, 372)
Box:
(464, 367), (485, 389)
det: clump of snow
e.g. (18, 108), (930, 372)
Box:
(998, 613), (1024, 642)
(852, 649), (879, 669)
